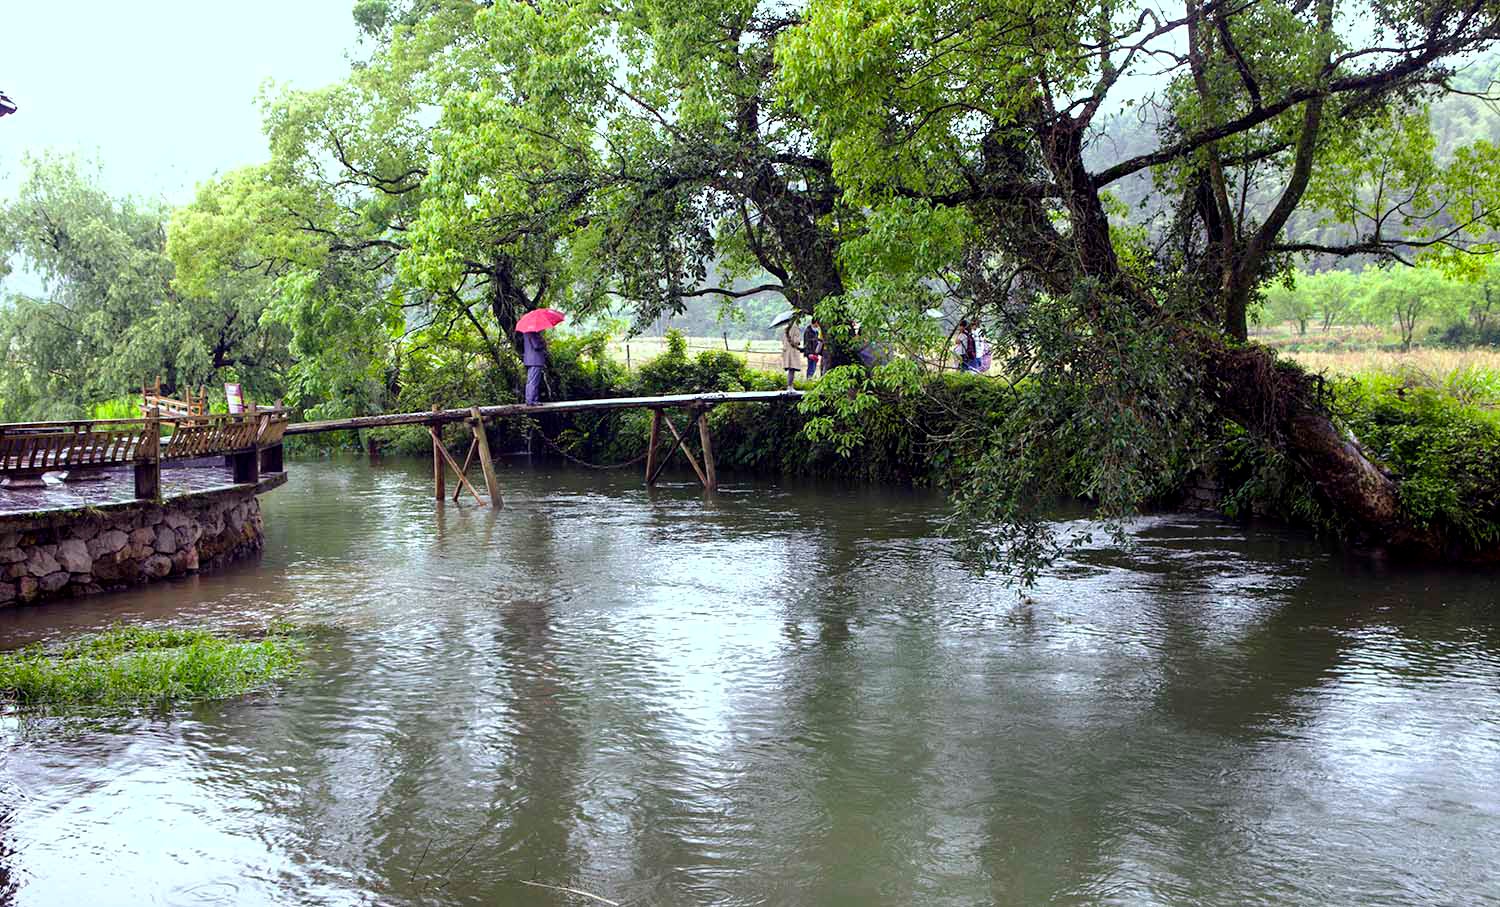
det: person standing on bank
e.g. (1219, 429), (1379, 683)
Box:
(955, 319), (980, 373)
(780, 317), (804, 389)
(516, 307), (566, 405)
(802, 319), (823, 379)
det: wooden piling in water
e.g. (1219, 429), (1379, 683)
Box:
(645, 410), (661, 486)
(431, 404), (444, 503)
(697, 409), (717, 492)
(470, 407), (502, 509)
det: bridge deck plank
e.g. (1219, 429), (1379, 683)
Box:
(284, 390), (803, 436)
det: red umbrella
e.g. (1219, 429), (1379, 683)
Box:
(516, 308), (565, 333)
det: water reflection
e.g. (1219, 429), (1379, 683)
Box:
(0, 458), (1496, 906)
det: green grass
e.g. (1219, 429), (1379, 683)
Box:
(0, 624), (306, 715)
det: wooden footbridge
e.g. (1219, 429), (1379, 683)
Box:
(0, 390), (799, 510)
(285, 390), (803, 505)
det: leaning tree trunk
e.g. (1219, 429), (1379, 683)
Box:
(1203, 340), (1441, 557)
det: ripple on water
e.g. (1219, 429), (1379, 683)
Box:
(1, 458), (1497, 906)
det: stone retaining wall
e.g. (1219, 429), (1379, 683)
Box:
(0, 480), (277, 607)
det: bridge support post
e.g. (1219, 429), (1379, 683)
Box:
(431, 405), (444, 503)
(659, 411), (709, 488)
(644, 410), (661, 486)
(231, 448), (260, 484)
(134, 414), (161, 501)
(470, 407), (502, 509)
(260, 442), (284, 474)
(696, 409), (717, 492)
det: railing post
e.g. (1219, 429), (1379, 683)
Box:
(134, 411), (161, 501)
(232, 446), (259, 484)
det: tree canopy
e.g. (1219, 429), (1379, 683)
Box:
(3, 0), (1499, 571)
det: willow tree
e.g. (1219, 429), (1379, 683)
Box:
(779, 0), (1500, 562)
(1, 155), (290, 420)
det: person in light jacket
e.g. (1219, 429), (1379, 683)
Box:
(780, 319), (804, 388)
(522, 330), (549, 405)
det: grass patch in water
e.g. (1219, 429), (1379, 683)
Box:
(0, 623), (306, 715)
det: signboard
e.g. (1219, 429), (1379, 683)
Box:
(225, 383), (244, 414)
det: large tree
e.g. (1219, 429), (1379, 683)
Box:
(778, 0), (1500, 562)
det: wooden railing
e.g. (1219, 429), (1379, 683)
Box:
(0, 409), (290, 501)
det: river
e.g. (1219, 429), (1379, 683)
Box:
(1, 458), (1497, 906)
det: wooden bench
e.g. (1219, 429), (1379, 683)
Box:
(141, 378), (209, 418)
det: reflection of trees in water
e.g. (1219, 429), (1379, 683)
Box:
(445, 507), (589, 904)
(733, 514), (954, 903)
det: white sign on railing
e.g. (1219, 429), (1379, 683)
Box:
(225, 383), (244, 414)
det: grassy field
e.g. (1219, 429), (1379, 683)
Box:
(609, 335), (785, 372)
(606, 330), (1499, 406)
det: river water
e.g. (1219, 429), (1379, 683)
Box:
(1, 458), (1497, 906)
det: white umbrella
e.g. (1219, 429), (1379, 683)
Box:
(769, 310), (798, 328)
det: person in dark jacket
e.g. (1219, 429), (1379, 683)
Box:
(522, 330), (549, 405)
(802, 320), (823, 378)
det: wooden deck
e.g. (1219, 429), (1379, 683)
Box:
(0, 410), (289, 507)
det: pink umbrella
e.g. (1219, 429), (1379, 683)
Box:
(516, 308), (565, 333)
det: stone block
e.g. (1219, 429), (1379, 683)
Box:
(91, 555), (129, 583)
(4, 563), (27, 580)
(0, 546), (25, 565)
(25, 547), (60, 578)
(17, 576), (39, 602)
(155, 527), (179, 555)
(0, 582), (14, 605)
(89, 529), (129, 558)
(56, 539), (91, 574)
(171, 548), (199, 573)
(142, 555), (173, 578)
(72, 519), (101, 541)
(129, 527), (156, 547)
(38, 571), (70, 594)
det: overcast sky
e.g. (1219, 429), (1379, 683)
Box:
(1, 0), (362, 204)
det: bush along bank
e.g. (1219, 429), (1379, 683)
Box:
(294, 329), (1500, 560)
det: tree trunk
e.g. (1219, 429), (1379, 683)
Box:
(488, 256), (530, 357)
(1204, 341), (1439, 557)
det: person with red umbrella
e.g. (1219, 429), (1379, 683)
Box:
(516, 308), (565, 405)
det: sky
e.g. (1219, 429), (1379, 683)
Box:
(0, 0), (363, 204)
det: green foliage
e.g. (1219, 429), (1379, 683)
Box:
(1340, 376), (1500, 549)
(0, 624), (306, 716)
(0, 154), (290, 422)
(1359, 266), (1466, 351)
